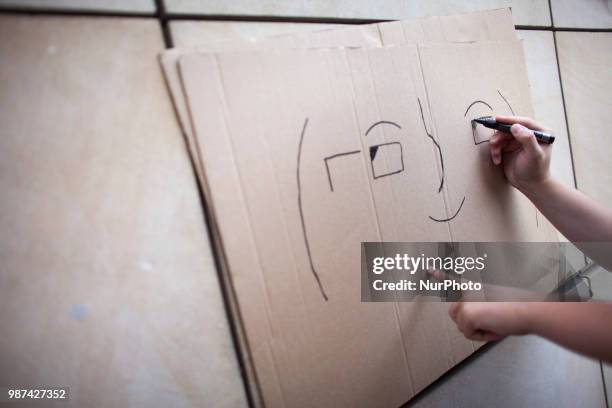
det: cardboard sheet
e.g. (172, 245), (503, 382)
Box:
(177, 36), (557, 406)
(159, 8), (516, 185)
(417, 40), (548, 241)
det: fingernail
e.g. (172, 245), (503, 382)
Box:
(511, 124), (524, 135)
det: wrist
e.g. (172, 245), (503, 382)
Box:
(517, 303), (538, 335)
(517, 175), (554, 202)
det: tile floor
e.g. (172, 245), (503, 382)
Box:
(0, 1), (610, 407)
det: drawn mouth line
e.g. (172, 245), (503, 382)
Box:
(428, 196), (466, 222)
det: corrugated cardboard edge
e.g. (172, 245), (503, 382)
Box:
(175, 53), (266, 408)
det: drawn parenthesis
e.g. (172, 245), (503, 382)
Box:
(297, 118), (329, 301)
(497, 89), (515, 115)
(417, 98), (444, 193)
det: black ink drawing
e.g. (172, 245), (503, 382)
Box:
(497, 89), (515, 115)
(297, 91), (528, 300)
(297, 118), (329, 301)
(364, 121), (405, 180)
(428, 197), (466, 222)
(368, 142), (404, 179)
(465, 100), (494, 145)
(418, 98), (466, 223)
(464, 91), (539, 227)
(465, 89), (515, 145)
(418, 99), (444, 193)
(325, 120), (406, 192)
(323, 150), (361, 192)
(365, 120), (401, 135)
(299, 106), (476, 300)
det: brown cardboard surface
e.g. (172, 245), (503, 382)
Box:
(179, 45), (450, 408)
(417, 40), (556, 242)
(178, 36), (559, 406)
(160, 8), (516, 187)
(169, 21), (345, 48)
(0, 15), (246, 407)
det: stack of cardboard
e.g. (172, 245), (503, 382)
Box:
(160, 9), (560, 407)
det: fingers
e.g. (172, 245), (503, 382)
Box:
(449, 302), (460, 321)
(489, 131), (511, 165)
(495, 114), (546, 131)
(451, 303), (503, 342)
(427, 268), (447, 281)
(510, 124), (542, 157)
(455, 305), (474, 335)
(428, 268), (462, 283)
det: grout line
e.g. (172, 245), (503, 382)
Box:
(514, 25), (612, 32)
(549, 0), (589, 267)
(547, 0), (587, 268)
(0, 7), (153, 18)
(549, 26), (612, 32)
(515, 25), (552, 30)
(551, 31), (579, 190)
(515, 25), (612, 32)
(600, 361), (610, 407)
(169, 113), (256, 408)
(154, 0), (173, 48)
(1, 8), (611, 32)
(548, 0), (559, 29)
(157, 12), (384, 24)
(547, 0), (555, 28)
(155, 0), (255, 406)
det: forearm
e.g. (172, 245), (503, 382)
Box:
(520, 177), (612, 242)
(525, 302), (612, 363)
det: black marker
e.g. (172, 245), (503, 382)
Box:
(472, 116), (555, 144)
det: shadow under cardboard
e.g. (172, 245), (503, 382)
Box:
(402, 333), (606, 408)
(400, 261), (598, 407)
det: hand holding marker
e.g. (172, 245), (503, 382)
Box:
(449, 114), (612, 363)
(473, 116), (555, 144)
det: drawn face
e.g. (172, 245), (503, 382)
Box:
(297, 102), (461, 300)
(297, 90), (521, 300)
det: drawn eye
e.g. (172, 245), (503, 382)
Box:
(364, 120), (405, 181)
(464, 100), (494, 145)
(369, 141), (404, 179)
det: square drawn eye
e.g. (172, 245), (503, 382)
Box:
(369, 142), (404, 179)
(471, 119), (495, 145)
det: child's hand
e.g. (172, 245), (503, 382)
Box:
(450, 302), (612, 363)
(449, 302), (532, 342)
(489, 115), (552, 192)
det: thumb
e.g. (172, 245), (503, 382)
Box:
(449, 302), (461, 321)
(511, 124), (540, 155)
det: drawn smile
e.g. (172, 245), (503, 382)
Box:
(428, 196), (466, 222)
